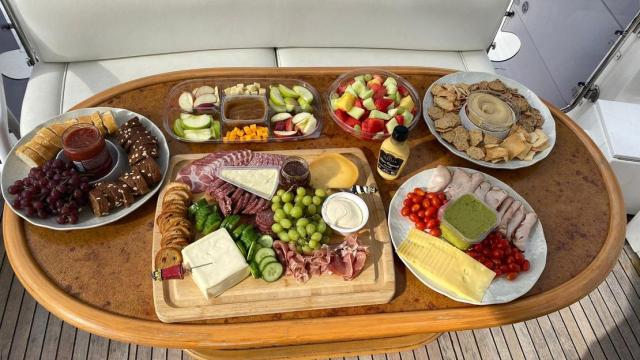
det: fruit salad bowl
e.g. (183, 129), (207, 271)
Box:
(326, 69), (421, 141)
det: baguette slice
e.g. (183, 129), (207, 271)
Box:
(77, 115), (93, 124)
(90, 112), (108, 135)
(31, 132), (61, 153)
(16, 146), (46, 167)
(100, 111), (119, 134)
(37, 127), (63, 148)
(48, 123), (69, 137)
(25, 141), (57, 160)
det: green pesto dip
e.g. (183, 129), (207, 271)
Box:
(443, 194), (497, 240)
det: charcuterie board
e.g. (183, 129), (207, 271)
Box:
(152, 147), (395, 322)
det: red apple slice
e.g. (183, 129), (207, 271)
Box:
(178, 92), (194, 112)
(284, 118), (294, 132)
(273, 130), (297, 137)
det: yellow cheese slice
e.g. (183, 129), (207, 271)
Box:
(309, 153), (359, 189)
(398, 228), (495, 302)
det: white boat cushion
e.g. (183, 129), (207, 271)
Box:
(276, 48), (495, 73)
(8, 0), (509, 63)
(20, 48), (277, 134)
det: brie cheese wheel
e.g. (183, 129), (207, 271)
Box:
(218, 167), (279, 199)
(181, 228), (249, 299)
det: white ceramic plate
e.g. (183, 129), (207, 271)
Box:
(423, 72), (556, 169)
(388, 167), (547, 304)
(1, 107), (170, 230)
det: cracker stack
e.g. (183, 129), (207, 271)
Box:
(154, 182), (193, 270)
(16, 111), (118, 167)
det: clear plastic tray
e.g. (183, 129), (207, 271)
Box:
(164, 78), (323, 143)
(325, 69), (422, 141)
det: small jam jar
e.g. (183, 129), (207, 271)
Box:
(62, 124), (113, 179)
(280, 156), (310, 189)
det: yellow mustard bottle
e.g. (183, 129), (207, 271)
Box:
(377, 125), (410, 180)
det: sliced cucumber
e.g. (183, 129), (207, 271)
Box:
(293, 86), (314, 103)
(246, 239), (258, 262)
(257, 235), (273, 248)
(254, 247), (276, 265)
(258, 256), (279, 272)
(183, 128), (212, 141)
(261, 262), (284, 282)
(182, 114), (212, 129)
(235, 241), (247, 259)
(173, 118), (185, 137)
(249, 261), (261, 279)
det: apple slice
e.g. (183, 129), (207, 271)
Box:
(178, 92), (194, 112)
(271, 113), (292, 122)
(301, 115), (317, 135)
(293, 86), (314, 103)
(284, 118), (294, 132)
(273, 130), (297, 137)
(278, 84), (299, 98)
(193, 93), (218, 108)
(292, 112), (311, 125)
(274, 120), (286, 131)
(269, 86), (285, 106)
(193, 86), (215, 98)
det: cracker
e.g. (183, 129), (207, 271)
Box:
(484, 134), (500, 145)
(441, 130), (456, 143)
(428, 106), (445, 120)
(485, 146), (509, 162)
(469, 130), (483, 146)
(453, 126), (469, 151)
(466, 146), (485, 160)
(434, 96), (454, 112)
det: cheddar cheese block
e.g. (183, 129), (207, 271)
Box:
(309, 153), (359, 189)
(398, 228), (495, 303)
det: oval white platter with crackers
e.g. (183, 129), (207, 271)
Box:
(1, 107), (169, 230)
(423, 72), (556, 169)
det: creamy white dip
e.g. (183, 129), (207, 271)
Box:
(324, 195), (363, 229)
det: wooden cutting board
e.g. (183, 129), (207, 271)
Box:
(152, 147), (395, 323)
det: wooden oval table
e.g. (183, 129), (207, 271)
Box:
(3, 67), (626, 359)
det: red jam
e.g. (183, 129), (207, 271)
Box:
(62, 124), (112, 179)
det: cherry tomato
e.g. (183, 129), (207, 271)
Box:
(428, 228), (441, 237)
(409, 214), (420, 223)
(414, 188), (425, 196)
(514, 251), (524, 262)
(500, 265), (509, 273)
(482, 260), (494, 270)
(491, 249), (504, 259)
(494, 269), (503, 276)
(417, 210), (425, 218)
(403, 198), (413, 207)
(438, 192), (446, 201)
(422, 199), (432, 209)
(411, 204), (421, 213)
(406, 192), (415, 199)
(426, 218), (439, 229)
(506, 255), (515, 264)
(416, 221), (426, 231)
(467, 251), (478, 258)
(401, 207), (411, 217)
(521, 260), (530, 271)
(508, 263), (520, 272)
(506, 272), (518, 281)
(430, 197), (442, 208)
(425, 207), (437, 218)
(413, 196), (424, 205)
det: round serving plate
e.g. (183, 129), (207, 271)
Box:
(388, 166), (547, 305)
(1, 107), (170, 230)
(423, 72), (556, 169)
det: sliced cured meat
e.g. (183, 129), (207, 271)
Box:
(474, 181), (491, 200)
(507, 204), (526, 240)
(247, 153), (287, 167)
(498, 200), (521, 235)
(175, 150), (252, 193)
(484, 187), (508, 210)
(468, 172), (485, 193)
(237, 192), (251, 213)
(496, 197), (514, 223)
(242, 195), (259, 215)
(426, 165), (451, 193)
(445, 169), (472, 199)
(513, 212), (538, 250)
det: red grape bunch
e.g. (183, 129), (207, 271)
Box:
(8, 159), (90, 224)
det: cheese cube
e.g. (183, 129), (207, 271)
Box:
(398, 228), (495, 303)
(181, 228), (249, 299)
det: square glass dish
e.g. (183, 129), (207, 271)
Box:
(164, 78), (323, 143)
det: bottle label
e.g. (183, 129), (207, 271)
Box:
(378, 149), (404, 176)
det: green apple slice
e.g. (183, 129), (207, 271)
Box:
(183, 128), (212, 141)
(269, 99), (287, 112)
(173, 118), (185, 137)
(293, 86), (314, 103)
(269, 86), (285, 106)
(211, 120), (221, 139)
(182, 114), (212, 129)
(278, 84), (299, 98)
(284, 97), (297, 112)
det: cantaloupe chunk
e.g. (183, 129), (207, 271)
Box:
(309, 153), (359, 189)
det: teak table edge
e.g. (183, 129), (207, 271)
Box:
(2, 67), (627, 349)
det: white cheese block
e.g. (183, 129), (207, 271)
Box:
(218, 166), (279, 199)
(181, 228), (249, 299)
